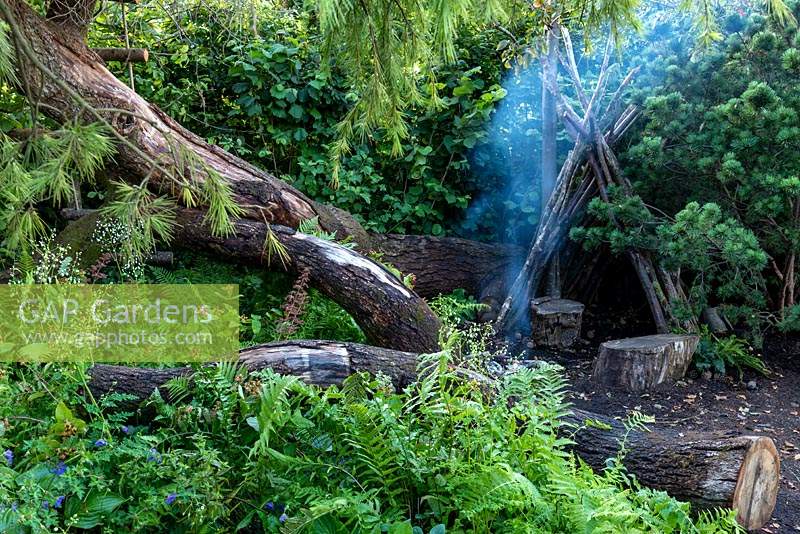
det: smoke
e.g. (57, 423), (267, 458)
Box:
(460, 64), (544, 248)
(459, 16), (695, 323)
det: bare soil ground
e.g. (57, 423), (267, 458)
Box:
(511, 304), (800, 532)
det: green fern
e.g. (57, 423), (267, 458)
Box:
(165, 375), (192, 405)
(147, 266), (177, 284)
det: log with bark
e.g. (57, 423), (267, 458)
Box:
(367, 233), (521, 299)
(172, 209), (441, 353)
(87, 345), (780, 530)
(60, 209), (518, 302)
(55, 208), (441, 353)
(88, 340), (419, 402)
(566, 408), (780, 531)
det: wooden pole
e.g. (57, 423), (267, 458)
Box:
(92, 47), (149, 63)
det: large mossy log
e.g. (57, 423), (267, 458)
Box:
(57, 209), (441, 353)
(59, 210), (518, 301)
(88, 344), (780, 530)
(566, 409), (780, 530)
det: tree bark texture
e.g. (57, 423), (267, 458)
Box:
(92, 47), (149, 63)
(60, 210), (518, 302)
(87, 340), (419, 403)
(530, 297), (584, 349)
(367, 233), (520, 299)
(566, 409), (780, 531)
(592, 334), (699, 392)
(171, 209), (441, 352)
(6, 0), (337, 232)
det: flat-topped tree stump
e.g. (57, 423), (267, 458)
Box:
(592, 334), (699, 391)
(531, 297), (584, 349)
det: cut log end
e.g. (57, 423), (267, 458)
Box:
(567, 408), (781, 531)
(733, 436), (781, 530)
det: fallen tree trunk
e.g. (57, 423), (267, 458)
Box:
(60, 208), (517, 301)
(172, 209), (441, 352)
(88, 340), (419, 402)
(56, 209), (441, 353)
(367, 233), (521, 299)
(566, 409), (780, 530)
(88, 344), (780, 529)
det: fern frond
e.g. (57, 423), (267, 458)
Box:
(165, 375), (192, 405)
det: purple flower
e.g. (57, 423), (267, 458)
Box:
(94, 439), (107, 448)
(3, 449), (12, 466)
(279, 513), (288, 523)
(54, 496), (65, 509)
(50, 461), (67, 476)
(41, 500), (49, 510)
(121, 426), (130, 435)
(147, 448), (162, 464)
(165, 493), (177, 505)
(264, 501), (274, 510)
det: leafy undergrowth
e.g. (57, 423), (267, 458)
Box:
(0, 335), (742, 533)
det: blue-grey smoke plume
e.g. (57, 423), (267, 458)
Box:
(461, 65), (544, 247)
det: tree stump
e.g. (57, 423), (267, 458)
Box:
(592, 334), (699, 391)
(530, 297), (584, 349)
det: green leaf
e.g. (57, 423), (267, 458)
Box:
(388, 522), (413, 534)
(246, 416), (260, 432)
(86, 493), (124, 515)
(55, 401), (73, 423)
(66, 492), (124, 529)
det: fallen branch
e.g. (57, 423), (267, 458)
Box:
(92, 47), (149, 63)
(88, 340), (418, 402)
